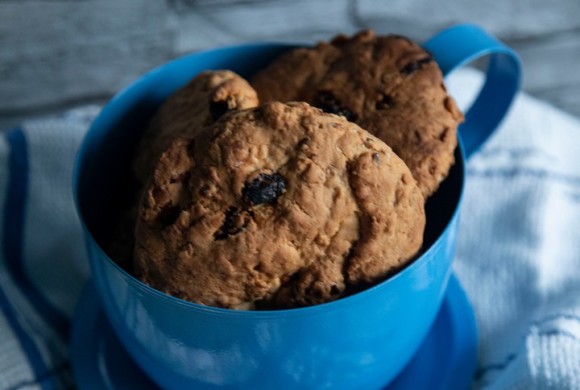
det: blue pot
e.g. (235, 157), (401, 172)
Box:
(74, 24), (520, 389)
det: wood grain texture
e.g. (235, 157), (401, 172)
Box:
(173, 0), (358, 53)
(1, 0), (578, 130)
(357, 0), (580, 40)
(0, 1), (173, 116)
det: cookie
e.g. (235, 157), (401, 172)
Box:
(134, 70), (259, 184)
(252, 30), (464, 197)
(133, 102), (425, 309)
(108, 70), (258, 268)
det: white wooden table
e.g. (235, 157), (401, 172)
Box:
(1, 0), (579, 130)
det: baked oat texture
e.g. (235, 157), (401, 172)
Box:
(109, 70), (258, 269)
(252, 30), (464, 197)
(133, 102), (425, 309)
(133, 70), (259, 184)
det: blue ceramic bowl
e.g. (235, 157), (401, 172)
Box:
(74, 24), (520, 389)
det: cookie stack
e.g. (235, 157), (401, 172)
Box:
(114, 30), (464, 310)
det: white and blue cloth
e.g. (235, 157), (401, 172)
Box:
(1, 70), (580, 389)
(0, 107), (97, 390)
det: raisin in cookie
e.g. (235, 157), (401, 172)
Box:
(252, 30), (464, 197)
(134, 70), (259, 184)
(133, 102), (425, 310)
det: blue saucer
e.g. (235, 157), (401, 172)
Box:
(70, 275), (477, 389)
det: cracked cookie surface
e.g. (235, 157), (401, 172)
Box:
(108, 71), (259, 268)
(252, 30), (464, 197)
(133, 102), (425, 309)
(134, 70), (259, 184)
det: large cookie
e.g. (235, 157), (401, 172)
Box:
(252, 30), (464, 197)
(133, 102), (425, 309)
(134, 70), (259, 184)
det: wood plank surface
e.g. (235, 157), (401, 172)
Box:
(0, 0), (578, 130)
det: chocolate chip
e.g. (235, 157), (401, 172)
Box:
(375, 94), (395, 110)
(372, 152), (381, 164)
(401, 56), (433, 75)
(209, 100), (229, 121)
(313, 91), (357, 122)
(214, 207), (252, 240)
(242, 173), (287, 206)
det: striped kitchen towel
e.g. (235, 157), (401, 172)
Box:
(0, 107), (98, 389)
(1, 69), (580, 389)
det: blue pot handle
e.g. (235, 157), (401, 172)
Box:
(423, 24), (522, 159)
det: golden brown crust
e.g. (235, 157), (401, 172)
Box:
(108, 70), (258, 269)
(252, 30), (464, 197)
(133, 102), (425, 309)
(134, 70), (259, 184)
